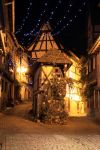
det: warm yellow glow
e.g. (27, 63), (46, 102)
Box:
(64, 57), (87, 116)
(66, 70), (80, 80)
(42, 66), (53, 74)
(42, 66), (53, 79)
(70, 94), (81, 101)
(65, 82), (82, 101)
(17, 66), (28, 73)
(65, 93), (81, 101)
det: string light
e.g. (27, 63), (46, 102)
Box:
(46, 0), (64, 23)
(20, 0), (64, 46)
(15, 0), (33, 34)
(69, 4), (72, 7)
(18, 0), (50, 46)
(52, 0), (87, 36)
(20, 0), (67, 46)
(53, 0), (74, 31)
(30, 0), (63, 36)
(53, 0), (87, 33)
(15, 0), (88, 47)
(16, 0), (49, 37)
(22, 0), (50, 38)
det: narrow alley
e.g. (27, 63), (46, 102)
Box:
(0, 102), (100, 150)
(0, 0), (100, 149)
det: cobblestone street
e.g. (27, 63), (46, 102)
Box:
(0, 102), (100, 150)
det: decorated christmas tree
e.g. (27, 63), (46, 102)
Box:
(40, 76), (68, 123)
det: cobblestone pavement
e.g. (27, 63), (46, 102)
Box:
(0, 134), (100, 150)
(0, 102), (100, 150)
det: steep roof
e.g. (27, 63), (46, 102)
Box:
(28, 23), (72, 66)
(28, 23), (61, 60)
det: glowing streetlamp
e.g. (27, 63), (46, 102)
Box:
(17, 66), (28, 74)
(16, 66), (28, 83)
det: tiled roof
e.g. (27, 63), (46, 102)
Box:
(38, 49), (72, 65)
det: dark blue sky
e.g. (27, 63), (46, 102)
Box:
(15, 0), (99, 56)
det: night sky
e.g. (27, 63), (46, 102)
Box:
(15, 0), (99, 57)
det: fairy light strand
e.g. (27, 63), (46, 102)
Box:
(52, 0), (87, 36)
(23, 0), (50, 38)
(16, 0), (87, 47)
(15, 0), (33, 34)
